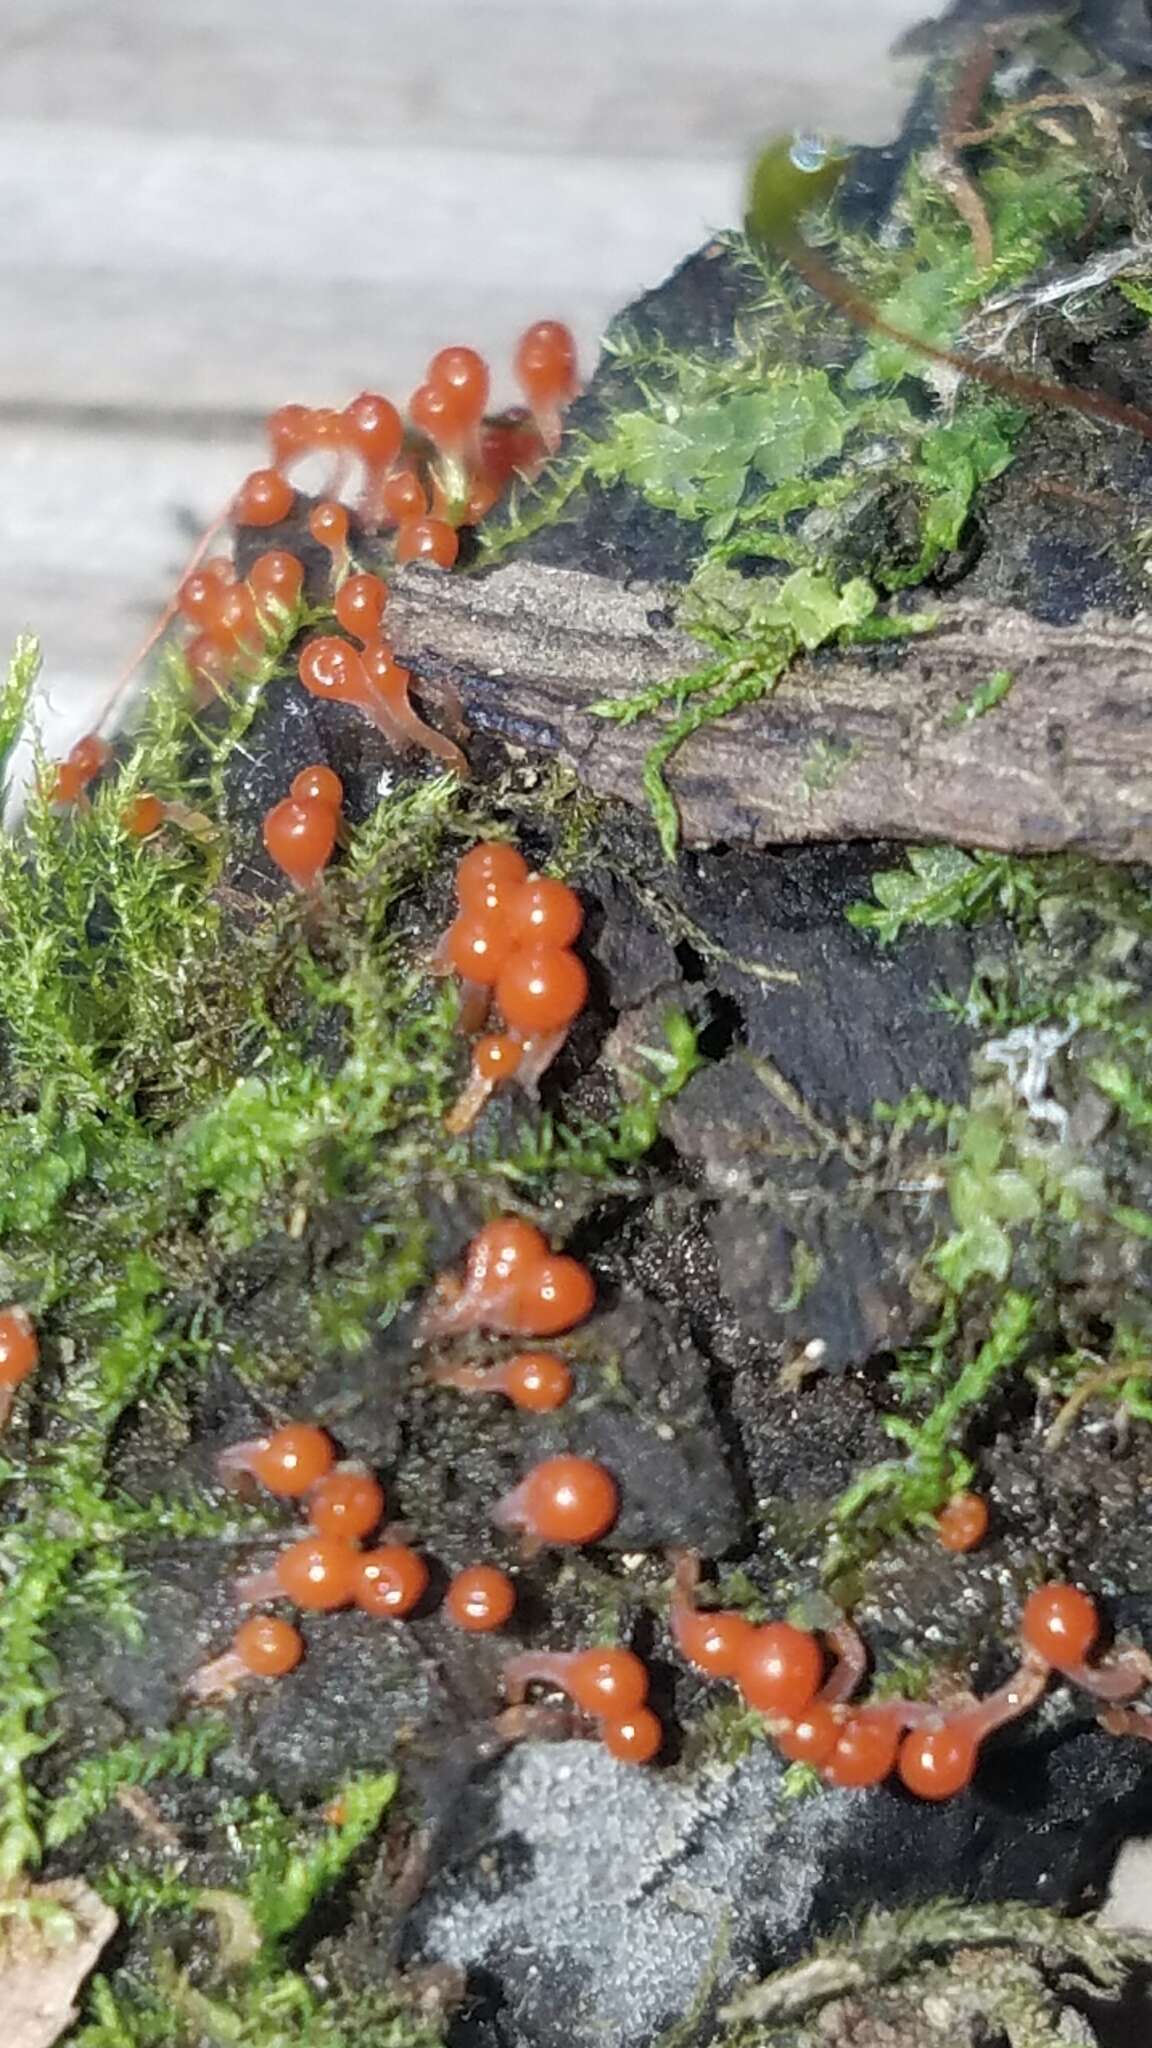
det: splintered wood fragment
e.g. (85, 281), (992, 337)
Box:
(5, 1881), (117, 2048)
(386, 563), (1152, 863)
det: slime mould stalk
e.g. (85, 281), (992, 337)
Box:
(746, 135), (1152, 442)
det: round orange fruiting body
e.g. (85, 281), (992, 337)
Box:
(937, 1492), (989, 1553)
(824, 1713), (901, 1789)
(395, 518), (459, 569)
(262, 797), (337, 890)
(897, 1723), (980, 1801)
(774, 1702), (840, 1767)
(308, 1470), (385, 1541)
(308, 500), (350, 553)
(504, 878), (584, 950)
(427, 345), (490, 428)
(564, 1648), (649, 1716)
(409, 380), (471, 448)
(736, 1622), (823, 1716)
(496, 947), (589, 1036)
(354, 1545), (429, 1618)
(122, 794), (166, 838)
(500, 1351), (573, 1412)
(209, 585), (262, 656)
(234, 1614), (304, 1678)
(234, 468), (295, 526)
(334, 572), (389, 644)
(456, 842), (530, 914)
(298, 635), (368, 704)
(248, 550), (305, 613)
(69, 734), (111, 780)
(445, 1564), (517, 1632)
(1020, 1582), (1099, 1669)
(514, 320), (578, 409)
(599, 1707), (663, 1765)
(290, 763), (344, 810)
(267, 402), (313, 468)
(500, 1455), (618, 1546)
(185, 632), (233, 694)
(469, 1217), (551, 1281)
(472, 1034), (524, 1087)
(442, 915), (517, 986)
(179, 564), (233, 626)
(380, 470), (427, 524)
(249, 1423), (334, 1498)
(507, 1256), (595, 1336)
(672, 1606), (756, 1681)
(275, 1535), (359, 1610)
(342, 391), (404, 471)
(0, 1308), (38, 1388)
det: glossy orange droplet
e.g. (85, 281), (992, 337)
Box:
(234, 469), (295, 526)
(354, 1545), (429, 1618)
(455, 841), (530, 914)
(262, 797), (337, 891)
(1019, 1582), (1099, 1669)
(496, 1455), (618, 1546)
(496, 948), (588, 1036)
(736, 1623), (823, 1717)
(276, 1536), (359, 1611)
(897, 1722), (980, 1800)
(600, 1708), (662, 1765)
(445, 1564), (517, 1632)
(121, 794), (166, 838)
(249, 1423), (335, 1498)
(235, 1614), (304, 1677)
(308, 1470), (385, 1541)
(937, 1492), (990, 1553)
(505, 878), (584, 950)
(0, 1308), (38, 1389)
(290, 763), (344, 811)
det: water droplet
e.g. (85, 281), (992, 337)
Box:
(790, 133), (829, 175)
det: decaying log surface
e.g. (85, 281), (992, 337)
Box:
(388, 561), (1152, 861)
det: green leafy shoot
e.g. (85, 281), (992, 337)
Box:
(946, 668), (1015, 726)
(847, 845), (1041, 945)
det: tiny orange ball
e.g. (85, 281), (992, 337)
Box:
(249, 1422), (334, 1498)
(342, 391), (404, 471)
(736, 1623), (823, 1717)
(897, 1722), (980, 1801)
(334, 572), (389, 644)
(262, 797), (337, 891)
(496, 947), (589, 1036)
(233, 468), (295, 527)
(937, 1492), (990, 1553)
(275, 1535), (359, 1610)
(511, 1456), (618, 1545)
(442, 914), (517, 987)
(248, 550), (305, 614)
(469, 1217), (551, 1282)
(566, 1648), (649, 1716)
(504, 878), (584, 950)
(672, 1607), (756, 1681)
(121, 794), (166, 838)
(309, 500), (350, 552)
(599, 1707), (662, 1765)
(354, 1544), (429, 1618)
(395, 518), (459, 569)
(473, 1034), (523, 1086)
(507, 1256), (595, 1336)
(774, 1702), (840, 1768)
(445, 1564), (517, 1632)
(455, 842), (530, 914)
(235, 1614), (304, 1678)
(379, 469), (427, 524)
(290, 763), (344, 811)
(308, 1470), (385, 1541)
(68, 734), (112, 780)
(825, 1713), (901, 1789)
(0, 1308), (38, 1389)
(502, 1351), (572, 1412)
(1020, 1582), (1099, 1670)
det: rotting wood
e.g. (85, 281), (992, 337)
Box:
(387, 561), (1152, 862)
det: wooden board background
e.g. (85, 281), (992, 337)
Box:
(0, 0), (927, 755)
